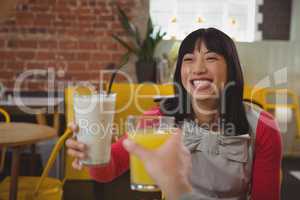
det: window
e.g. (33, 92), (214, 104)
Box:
(150, 0), (261, 42)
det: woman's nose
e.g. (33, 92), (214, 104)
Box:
(192, 57), (207, 74)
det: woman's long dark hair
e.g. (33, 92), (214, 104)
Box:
(160, 28), (249, 136)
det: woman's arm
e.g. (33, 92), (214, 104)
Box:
(89, 135), (129, 182)
(251, 111), (282, 200)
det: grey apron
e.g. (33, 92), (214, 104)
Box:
(182, 104), (261, 200)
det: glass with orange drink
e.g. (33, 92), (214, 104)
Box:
(126, 115), (175, 192)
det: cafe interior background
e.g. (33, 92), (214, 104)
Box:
(0, 0), (299, 199)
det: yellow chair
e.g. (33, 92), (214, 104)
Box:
(0, 128), (72, 200)
(243, 85), (267, 107)
(262, 89), (300, 156)
(111, 83), (174, 136)
(0, 107), (10, 173)
(64, 83), (175, 180)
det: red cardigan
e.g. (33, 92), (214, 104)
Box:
(89, 108), (282, 200)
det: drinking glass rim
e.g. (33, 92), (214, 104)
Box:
(73, 92), (117, 98)
(127, 115), (175, 120)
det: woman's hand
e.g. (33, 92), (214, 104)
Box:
(65, 122), (87, 170)
(123, 129), (193, 200)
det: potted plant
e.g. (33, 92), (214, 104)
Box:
(112, 5), (166, 83)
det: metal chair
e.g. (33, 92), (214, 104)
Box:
(0, 128), (72, 200)
(0, 107), (10, 173)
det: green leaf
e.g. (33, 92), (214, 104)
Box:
(116, 5), (141, 47)
(146, 18), (154, 38)
(116, 5), (135, 36)
(112, 4), (166, 64)
(111, 34), (138, 55)
(119, 52), (130, 67)
(134, 28), (142, 47)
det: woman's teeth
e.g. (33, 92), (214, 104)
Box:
(192, 80), (212, 88)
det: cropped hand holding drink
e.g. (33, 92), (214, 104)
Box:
(126, 115), (182, 192)
(123, 125), (193, 199)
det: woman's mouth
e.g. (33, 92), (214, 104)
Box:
(190, 79), (213, 91)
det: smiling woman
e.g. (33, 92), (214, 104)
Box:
(162, 28), (249, 135)
(66, 28), (282, 200)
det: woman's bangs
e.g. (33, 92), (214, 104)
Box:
(202, 32), (227, 57)
(180, 37), (198, 56)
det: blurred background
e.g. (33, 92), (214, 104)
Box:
(0, 0), (299, 200)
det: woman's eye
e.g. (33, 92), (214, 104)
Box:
(206, 57), (217, 61)
(183, 57), (193, 61)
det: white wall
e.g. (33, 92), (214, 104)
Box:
(291, 0), (300, 41)
(236, 41), (300, 93)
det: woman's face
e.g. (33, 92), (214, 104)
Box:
(181, 41), (228, 100)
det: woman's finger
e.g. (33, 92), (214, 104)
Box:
(72, 159), (83, 170)
(66, 138), (86, 151)
(67, 148), (87, 159)
(68, 122), (79, 133)
(122, 139), (151, 161)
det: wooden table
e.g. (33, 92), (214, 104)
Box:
(0, 96), (64, 178)
(0, 122), (57, 200)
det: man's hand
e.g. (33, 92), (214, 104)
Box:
(123, 129), (192, 200)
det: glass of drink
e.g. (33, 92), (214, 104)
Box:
(126, 115), (175, 191)
(73, 91), (116, 166)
